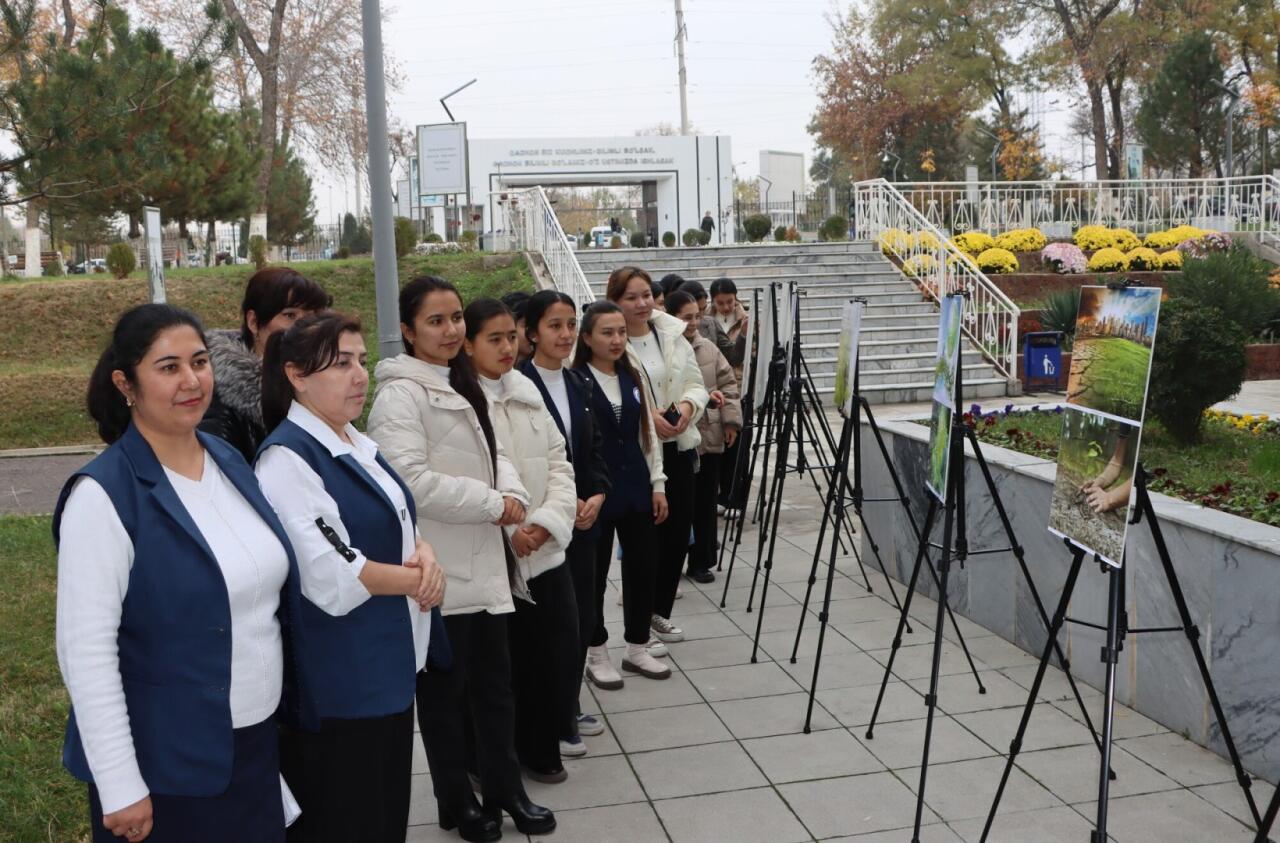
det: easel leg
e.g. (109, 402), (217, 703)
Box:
(980, 545), (1088, 841)
(913, 497), (956, 842)
(791, 419), (848, 663)
(750, 389), (798, 663)
(1254, 786), (1279, 843)
(1092, 561), (1125, 842)
(804, 423), (852, 732)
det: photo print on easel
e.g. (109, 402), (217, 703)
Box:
(833, 299), (865, 418)
(925, 294), (965, 501)
(1048, 285), (1161, 567)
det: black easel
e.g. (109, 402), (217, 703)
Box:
(1255, 787), (1279, 843)
(716, 288), (762, 575)
(980, 466), (1264, 841)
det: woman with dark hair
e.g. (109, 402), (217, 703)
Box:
(572, 301), (671, 687)
(55, 304), (314, 842)
(665, 291), (741, 582)
(605, 266), (707, 646)
(518, 290), (611, 755)
(679, 278), (746, 369)
(201, 268), (332, 461)
(254, 312), (448, 843)
(367, 276), (551, 841)
(462, 298), (578, 783)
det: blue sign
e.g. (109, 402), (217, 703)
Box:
(1024, 331), (1063, 390)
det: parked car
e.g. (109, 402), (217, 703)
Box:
(69, 258), (107, 274)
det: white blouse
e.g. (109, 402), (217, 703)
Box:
(534, 363), (573, 447)
(255, 402), (430, 671)
(56, 453), (289, 815)
(629, 330), (667, 403)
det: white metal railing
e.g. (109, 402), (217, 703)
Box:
(880, 175), (1280, 246)
(500, 186), (596, 307)
(854, 178), (1020, 380)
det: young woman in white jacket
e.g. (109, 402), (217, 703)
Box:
(462, 298), (580, 785)
(367, 276), (553, 841)
(605, 266), (708, 645)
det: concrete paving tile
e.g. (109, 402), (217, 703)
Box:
(671, 610), (747, 640)
(934, 668), (1031, 715)
(950, 804), (1097, 842)
(666, 586), (725, 615)
(579, 722), (623, 757)
(407, 773), (436, 826)
(1012, 744), (1180, 805)
(899, 756), (1063, 822)
(834, 615), (930, 650)
(824, 595), (909, 625)
(412, 733), (429, 774)
(606, 702), (732, 753)
(684, 661), (803, 702)
(953, 704), (1094, 754)
(757, 624), (860, 662)
(630, 740), (769, 799)
(816, 679), (926, 730)
(1049, 697), (1170, 741)
(721, 583), (799, 610)
(776, 771), (941, 839)
(859, 714), (998, 770)
(654, 786), (811, 843)
(743, 727), (883, 783)
(778, 572), (877, 604)
(540, 802), (667, 843)
(782, 649), (891, 691)
(711, 691), (839, 739)
(866, 640), (980, 681)
(593, 669), (702, 714)
(1088, 789), (1255, 842)
(407, 824), (499, 842)
(523, 753), (646, 811)
(962, 635), (1041, 670)
(1000, 662), (1102, 706)
(826, 825), (962, 843)
(667, 633), (758, 671)
(1117, 732), (1242, 787)
(741, 599), (811, 635)
(1190, 779), (1277, 829)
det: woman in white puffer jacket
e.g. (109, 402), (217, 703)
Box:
(462, 297), (580, 785)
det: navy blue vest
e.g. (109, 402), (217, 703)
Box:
(52, 425), (318, 797)
(583, 365), (653, 518)
(258, 420), (450, 719)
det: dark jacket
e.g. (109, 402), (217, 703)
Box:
(200, 329), (265, 462)
(519, 362), (611, 527)
(580, 364), (652, 520)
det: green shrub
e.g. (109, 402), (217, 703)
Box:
(820, 215), (849, 241)
(774, 225), (788, 242)
(630, 231), (647, 248)
(662, 231), (676, 247)
(393, 216), (417, 258)
(248, 235), (268, 269)
(424, 232), (443, 243)
(697, 229), (711, 246)
(682, 228), (703, 247)
(1038, 288), (1081, 349)
(106, 243), (136, 279)
(458, 230), (478, 251)
(43, 258), (63, 277)
(1169, 244), (1280, 339)
(742, 214), (772, 242)
(336, 245), (351, 259)
(1148, 298), (1248, 444)
(348, 225), (373, 255)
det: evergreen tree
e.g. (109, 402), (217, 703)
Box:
(267, 143), (316, 253)
(1135, 33), (1227, 177)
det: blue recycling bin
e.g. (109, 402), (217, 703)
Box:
(1023, 331), (1063, 390)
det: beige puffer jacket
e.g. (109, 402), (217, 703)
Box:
(484, 370), (579, 582)
(631, 309), (709, 453)
(689, 332), (743, 454)
(367, 354), (530, 616)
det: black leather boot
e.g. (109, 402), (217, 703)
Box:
(487, 791), (556, 835)
(439, 794), (503, 842)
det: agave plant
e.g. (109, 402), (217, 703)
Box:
(1037, 288), (1082, 349)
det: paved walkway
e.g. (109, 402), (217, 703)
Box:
(403, 482), (1274, 842)
(1214, 379), (1280, 417)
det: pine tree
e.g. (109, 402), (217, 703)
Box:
(267, 143), (316, 254)
(1135, 33), (1227, 177)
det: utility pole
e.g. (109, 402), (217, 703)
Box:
(359, 0), (402, 361)
(674, 0), (689, 135)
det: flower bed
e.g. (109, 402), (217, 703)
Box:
(952, 404), (1280, 527)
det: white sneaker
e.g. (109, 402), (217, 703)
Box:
(622, 643), (671, 679)
(586, 645), (624, 690)
(559, 736), (587, 757)
(646, 635), (669, 658)
(576, 713), (605, 737)
(651, 614), (685, 643)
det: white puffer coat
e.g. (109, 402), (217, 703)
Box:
(631, 309), (710, 453)
(484, 370), (579, 582)
(367, 354), (530, 616)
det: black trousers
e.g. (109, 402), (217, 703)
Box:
(563, 530), (598, 738)
(654, 444), (696, 619)
(417, 612), (522, 808)
(690, 451), (723, 574)
(592, 508), (657, 646)
(281, 707), (413, 843)
(509, 562), (579, 770)
(719, 428), (752, 509)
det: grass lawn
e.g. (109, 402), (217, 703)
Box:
(0, 254), (533, 450)
(0, 515), (86, 843)
(1065, 335), (1152, 422)
(949, 405), (1280, 527)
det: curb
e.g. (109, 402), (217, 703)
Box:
(0, 444), (102, 460)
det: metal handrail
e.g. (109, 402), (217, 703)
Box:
(502, 186), (596, 307)
(854, 178), (1020, 380)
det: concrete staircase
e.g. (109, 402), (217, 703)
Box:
(575, 241), (1012, 404)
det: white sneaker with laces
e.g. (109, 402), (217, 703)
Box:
(622, 643), (671, 679)
(646, 635), (669, 658)
(650, 614), (685, 642)
(585, 645), (624, 690)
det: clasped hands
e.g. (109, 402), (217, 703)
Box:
(652, 400), (695, 440)
(402, 539), (445, 610)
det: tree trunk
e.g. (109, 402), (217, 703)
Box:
(1106, 74), (1125, 180)
(1087, 81), (1109, 181)
(23, 202), (41, 278)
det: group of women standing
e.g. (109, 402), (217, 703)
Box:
(54, 263), (746, 843)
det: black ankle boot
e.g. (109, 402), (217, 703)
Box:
(487, 791), (556, 835)
(439, 794), (502, 842)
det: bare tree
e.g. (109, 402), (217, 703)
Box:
(219, 0), (287, 217)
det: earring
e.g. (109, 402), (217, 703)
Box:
(125, 396), (134, 407)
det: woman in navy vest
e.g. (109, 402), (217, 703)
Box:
(253, 311), (449, 843)
(572, 302), (671, 687)
(54, 304), (314, 843)
(517, 291), (612, 755)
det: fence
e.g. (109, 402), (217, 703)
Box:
(499, 186), (595, 307)
(733, 187), (854, 240)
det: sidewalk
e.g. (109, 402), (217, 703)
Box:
(1214, 379), (1280, 417)
(402, 482), (1273, 842)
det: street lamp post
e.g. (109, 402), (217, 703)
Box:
(1212, 80), (1240, 178)
(881, 151), (901, 182)
(975, 126), (1001, 181)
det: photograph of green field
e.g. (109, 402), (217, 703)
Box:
(1048, 407), (1141, 566)
(926, 400), (953, 502)
(1065, 286), (1160, 424)
(833, 300), (863, 417)
(931, 294), (964, 409)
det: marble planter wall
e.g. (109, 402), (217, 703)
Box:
(860, 416), (1280, 785)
